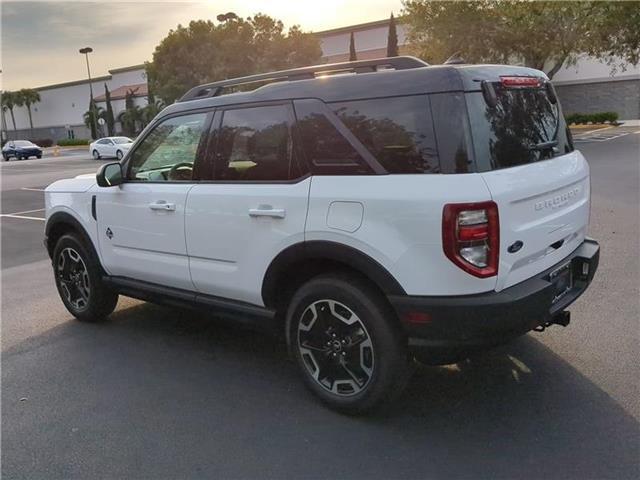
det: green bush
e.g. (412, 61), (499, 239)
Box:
(56, 138), (90, 146)
(565, 112), (618, 125)
(32, 138), (53, 147)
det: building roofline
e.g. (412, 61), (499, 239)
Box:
(109, 63), (146, 74)
(35, 75), (112, 92)
(23, 63), (146, 93)
(314, 18), (403, 36)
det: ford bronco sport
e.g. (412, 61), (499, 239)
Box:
(45, 56), (599, 413)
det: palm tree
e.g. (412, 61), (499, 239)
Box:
(141, 99), (164, 127)
(83, 105), (105, 134)
(1, 104), (8, 134)
(119, 106), (143, 136)
(16, 89), (41, 134)
(1, 91), (18, 131)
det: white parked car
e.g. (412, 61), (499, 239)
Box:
(44, 57), (599, 414)
(89, 136), (133, 161)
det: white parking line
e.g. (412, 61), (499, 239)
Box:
(574, 132), (631, 143)
(572, 125), (615, 137)
(0, 214), (46, 221)
(3, 208), (45, 216)
(20, 187), (46, 192)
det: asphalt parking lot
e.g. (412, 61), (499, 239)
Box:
(2, 129), (639, 479)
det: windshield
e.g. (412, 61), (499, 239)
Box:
(466, 85), (573, 172)
(13, 140), (35, 147)
(113, 137), (132, 144)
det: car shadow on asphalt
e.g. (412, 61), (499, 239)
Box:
(2, 301), (639, 479)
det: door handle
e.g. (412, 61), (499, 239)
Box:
(248, 206), (286, 219)
(149, 201), (176, 212)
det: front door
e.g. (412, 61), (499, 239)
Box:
(97, 111), (211, 290)
(104, 139), (116, 157)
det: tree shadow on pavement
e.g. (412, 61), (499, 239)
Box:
(2, 301), (638, 480)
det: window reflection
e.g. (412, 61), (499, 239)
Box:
(467, 86), (573, 171)
(215, 105), (300, 181)
(332, 96), (439, 174)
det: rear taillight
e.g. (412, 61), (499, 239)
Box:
(442, 201), (499, 278)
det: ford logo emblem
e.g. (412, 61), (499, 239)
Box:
(508, 241), (524, 253)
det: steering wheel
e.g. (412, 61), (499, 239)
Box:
(167, 162), (193, 181)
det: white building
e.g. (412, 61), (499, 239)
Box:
(2, 64), (148, 141)
(3, 18), (638, 142)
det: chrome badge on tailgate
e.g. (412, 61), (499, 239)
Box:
(534, 187), (581, 212)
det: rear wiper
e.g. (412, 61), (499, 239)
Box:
(528, 140), (558, 151)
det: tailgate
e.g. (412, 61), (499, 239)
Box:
(481, 152), (590, 291)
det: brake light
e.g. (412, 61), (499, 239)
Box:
(442, 202), (499, 278)
(500, 76), (541, 88)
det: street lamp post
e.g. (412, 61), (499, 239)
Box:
(79, 47), (97, 138)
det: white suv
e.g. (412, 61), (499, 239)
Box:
(45, 57), (599, 413)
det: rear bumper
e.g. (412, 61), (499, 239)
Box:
(388, 238), (599, 355)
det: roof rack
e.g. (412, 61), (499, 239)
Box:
(178, 56), (428, 102)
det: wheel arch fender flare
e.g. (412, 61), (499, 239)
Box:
(261, 241), (406, 309)
(45, 210), (98, 261)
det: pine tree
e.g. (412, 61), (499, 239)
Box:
(349, 32), (357, 61)
(387, 13), (399, 57)
(104, 84), (115, 136)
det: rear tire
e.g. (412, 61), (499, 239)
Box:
(52, 233), (118, 322)
(116, 150), (123, 160)
(287, 274), (409, 414)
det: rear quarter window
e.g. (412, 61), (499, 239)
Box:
(331, 96), (439, 174)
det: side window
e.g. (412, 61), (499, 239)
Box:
(214, 104), (302, 181)
(294, 99), (373, 175)
(98, 139), (109, 145)
(128, 113), (207, 181)
(332, 96), (440, 174)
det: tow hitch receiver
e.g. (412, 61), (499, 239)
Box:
(534, 311), (571, 332)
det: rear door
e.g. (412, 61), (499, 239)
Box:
(185, 102), (310, 306)
(465, 76), (589, 291)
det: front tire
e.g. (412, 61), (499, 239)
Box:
(116, 150), (123, 160)
(92, 149), (100, 160)
(287, 274), (409, 414)
(53, 234), (118, 322)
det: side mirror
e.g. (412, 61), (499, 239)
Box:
(97, 162), (123, 187)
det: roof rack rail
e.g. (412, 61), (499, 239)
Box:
(178, 56), (428, 102)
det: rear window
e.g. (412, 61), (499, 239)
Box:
(331, 96), (439, 174)
(467, 84), (573, 172)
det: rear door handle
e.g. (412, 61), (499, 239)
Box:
(149, 201), (176, 212)
(248, 207), (286, 219)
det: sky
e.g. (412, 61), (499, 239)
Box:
(1, 0), (403, 91)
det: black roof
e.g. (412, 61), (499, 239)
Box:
(160, 56), (545, 119)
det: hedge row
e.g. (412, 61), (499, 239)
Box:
(56, 138), (90, 146)
(565, 112), (618, 125)
(32, 138), (53, 147)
